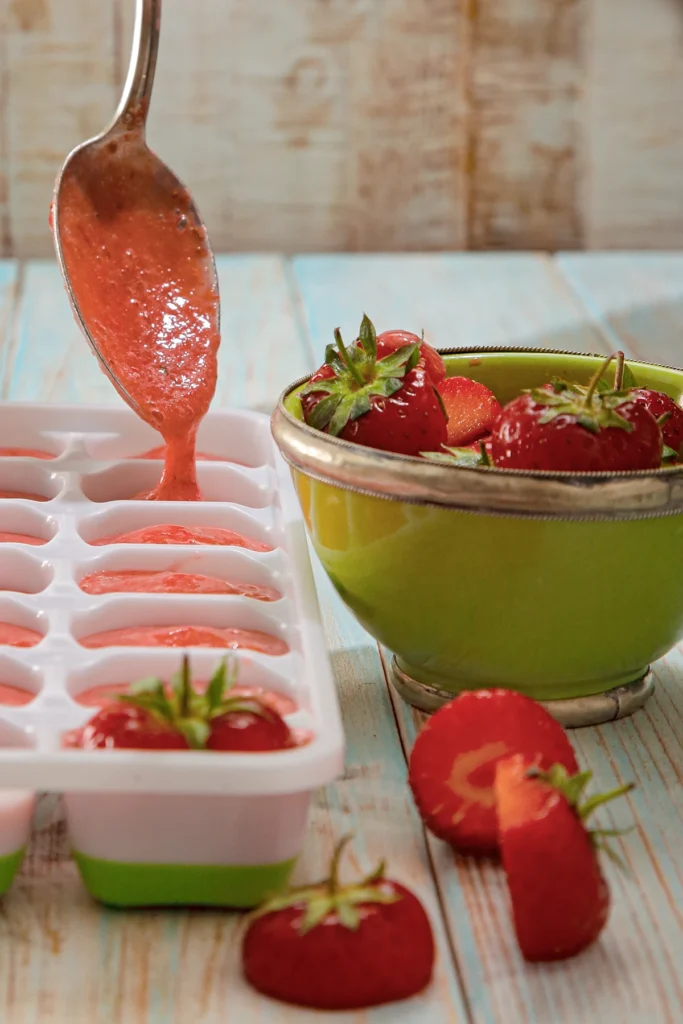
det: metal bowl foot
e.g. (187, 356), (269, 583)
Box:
(390, 657), (654, 728)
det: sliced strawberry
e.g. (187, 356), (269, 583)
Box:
(375, 330), (446, 383)
(495, 755), (632, 961)
(408, 690), (578, 855)
(437, 376), (502, 448)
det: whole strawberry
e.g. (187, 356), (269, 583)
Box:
(491, 354), (662, 471)
(375, 329), (446, 383)
(495, 755), (633, 961)
(242, 836), (435, 1010)
(629, 388), (683, 458)
(300, 314), (447, 457)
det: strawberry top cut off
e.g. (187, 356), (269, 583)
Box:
(76, 656), (293, 752)
(300, 314), (447, 457)
(408, 689), (578, 855)
(495, 756), (633, 962)
(242, 835), (435, 1011)
(491, 353), (662, 471)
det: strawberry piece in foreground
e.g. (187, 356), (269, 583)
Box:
(300, 314), (447, 457)
(437, 376), (502, 447)
(375, 329), (446, 383)
(496, 755), (633, 961)
(629, 388), (683, 458)
(408, 689), (579, 855)
(242, 836), (434, 1010)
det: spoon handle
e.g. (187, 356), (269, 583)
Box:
(112, 0), (162, 133)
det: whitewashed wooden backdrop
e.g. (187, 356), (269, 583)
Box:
(1, 0), (682, 258)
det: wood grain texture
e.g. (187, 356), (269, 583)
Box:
(292, 252), (609, 355)
(467, 0), (584, 251)
(583, 0), (683, 249)
(3, 0), (117, 257)
(0, 256), (469, 1023)
(3, 0), (683, 255)
(557, 253), (683, 366)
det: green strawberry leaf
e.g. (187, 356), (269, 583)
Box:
(358, 313), (377, 361)
(662, 444), (679, 462)
(205, 659), (228, 711)
(621, 363), (638, 389)
(307, 393), (342, 431)
(177, 718), (211, 750)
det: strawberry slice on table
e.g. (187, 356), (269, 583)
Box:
(375, 329), (447, 383)
(408, 689), (579, 855)
(242, 836), (435, 1011)
(300, 314), (447, 457)
(495, 755), (633, 962)
(74, 656), (293, 752)
(491, 353), (662, 471)
(437, 376), (502, 447)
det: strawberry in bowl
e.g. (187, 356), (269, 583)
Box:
(69, 656), (294, 752)
(274, 346), (683, 711)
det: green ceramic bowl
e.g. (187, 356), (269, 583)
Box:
(272, 349), (683, 723)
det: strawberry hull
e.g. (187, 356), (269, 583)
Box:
(274, 349), (683, 724)
(0, 404), (343, 904)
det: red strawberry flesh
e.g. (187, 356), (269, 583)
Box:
(495, 754), (611, 961)
(375, 330), (446, 383)
(408, 689), (578, 855)
(438, 376), (502, 447)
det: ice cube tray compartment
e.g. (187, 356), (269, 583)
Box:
(0, 403), (344, 799)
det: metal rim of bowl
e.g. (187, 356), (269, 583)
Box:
(271, 345), (683, 521)
(389, 656), (655, 728)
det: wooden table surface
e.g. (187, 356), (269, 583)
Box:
(1, 253), (683, 1023)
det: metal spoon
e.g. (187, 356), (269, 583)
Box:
(51, 0), (219, 420)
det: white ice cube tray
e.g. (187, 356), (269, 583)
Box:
(0, 403), (344, 907)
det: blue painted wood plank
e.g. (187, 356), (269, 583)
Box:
(0, 256), (468, 1024)
(0, 260), (19, 388)
(292, 253), (610, 360)
(556, 253), (683, 366)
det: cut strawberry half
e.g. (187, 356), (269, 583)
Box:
(437, 377), (502, 447)
(408, 689), (579, 855)
(496, 755), (633, 961)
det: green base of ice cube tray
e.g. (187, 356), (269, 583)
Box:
(0, 848), (26, 895)
(73, 851), (296, 908)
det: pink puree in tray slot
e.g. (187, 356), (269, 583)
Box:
(0, 491), (48, 501)
(92, 524), (272, 550)
(79, 625), (288, 654)
(0, 624), (43, 647)
(0, 448), (55, 459)
(0, 532), (47, 545)
(0, 683), (34, 706)
(79, 569), (280, 600)
(76, 681), (297, 716)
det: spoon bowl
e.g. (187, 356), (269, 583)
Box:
(51, 0), (219, 421)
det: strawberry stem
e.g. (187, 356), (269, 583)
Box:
(584, 353), (616, 408)
(334, 328), (365, 388)
(328, 834), (353, 896)
(614, 351), (625, 390)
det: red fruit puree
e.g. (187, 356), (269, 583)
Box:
(135, 446), (231, 463)
(0, 491), (47, 501)
(0, 448), (54, 459)
(0, 624), (43, 647)
(0, 532), (46, 545)
(75, 681), (296, 716)
(91, 523), (271, 550)
(57, 151), (220, 501)
(78, 625), (288, 655)
(0, 683), (34, 706)
(79, 569), (280, 600)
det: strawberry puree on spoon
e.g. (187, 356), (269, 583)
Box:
(57, 159), (220, 502)
(79, 569), (280, 600)
(91, 523), (272, 550)
(79, 625), (288, 654)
